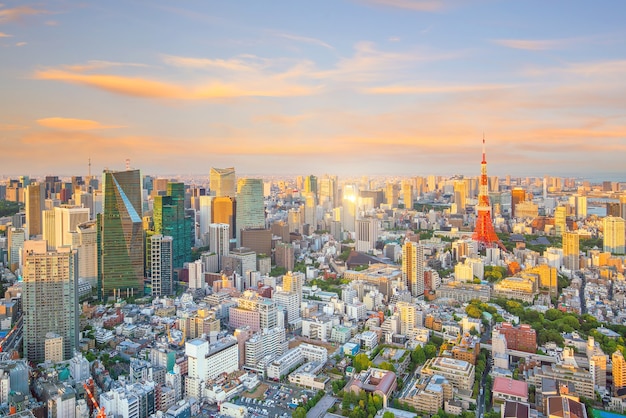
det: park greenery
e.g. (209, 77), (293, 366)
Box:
(0, 200), (22, 218)
(336, 389), (384, 418)
(465, 298), (626, 355)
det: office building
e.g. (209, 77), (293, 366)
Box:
(614, 350), (626, 394)
(355, 217), (379, 252)
(236, 178), (265, 245)
(153, 182), (193, 268)
(603, 216), (625, 254)
(212, 196), (236, 240)
(208, 223), (230, 269)
(7, 227), (25, 272)
(25, 183), (44, 237)
(150, 234), (174, 297)
(22, 240), (78, 363)
(563, 232), (580, 271)
(76, 220), (98, 289)
(275, 243), (295, 271)
(402, 241), (425, 297)
(99, 169), (144, 300)
(210, 167), (236, 197)
(53, 205), (90, 248)
(554, 206), (567, 236)
(241, 228), (272, 257)
(421, 357), (475, 392)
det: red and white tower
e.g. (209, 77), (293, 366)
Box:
(472, 137), (502, 248)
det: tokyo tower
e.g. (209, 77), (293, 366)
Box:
(472, 137), (503, 249)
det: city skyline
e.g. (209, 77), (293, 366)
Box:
(1, 1), (626, 177)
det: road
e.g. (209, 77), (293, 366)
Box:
(0, 314), (23, 353)
(476, 357), (491, 418)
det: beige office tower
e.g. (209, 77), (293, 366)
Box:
(304, 192), (317, 229)
(454, 180), (467, 214)
(562, 232), (580, 271)
(25, 183), (45, 237)
(385, 183), (399, 207)
(51, 205), (90, 249)
(402, 180), (413, 209)
(402, 241), (425, 297)
(355, 217), (379, 252)
(210, 167), (236, 197)
(22, 240), (78, 364)
(236, 178), (265, 246)
(396, 301), (418, 335)
(603, 216), (626, 254)
(282, 271), (304, 307)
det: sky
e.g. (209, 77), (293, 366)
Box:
(1, 0), (626, 179)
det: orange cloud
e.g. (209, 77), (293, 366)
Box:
(0, 123), (28, 131)
(36, 117), (124, 130)
(0, 31), (11, 37)
(34, 68), (318, 99)
(0, 5), (49, 23)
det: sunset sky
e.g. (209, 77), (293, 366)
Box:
(1, 1), (626, 178)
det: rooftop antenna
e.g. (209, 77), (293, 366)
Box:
(125, 158), (131, 171)
(88, 157), (91, 177)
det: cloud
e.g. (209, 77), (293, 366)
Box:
(63, 60), (150, 72)
(0, 123), (28, 131)
(15, 41), (26, 46)
(276, 33), (334, 50)
(363, 83), (515, 95)
(0, 31), (11, 37)
(358, 0), (445, 12)
(525, 59), (626, 78)
(492, 38), (572, 51)
(34, 68), (319, 99)
(0, 5), (50, 23)
(252, 113), (312, 126)
(36, 117), (124, 131)
(161, 54), (260, 72)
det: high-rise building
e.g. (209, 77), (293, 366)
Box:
(355, 217), (379, 252)
(150, 234), (173, 297)
(402, 180), (413, 209)
(198, 195), (214, 245)
(210, 167), (236, 197)
(7, 227), (25, 272)
(22, 240), (78, 363)
(554, 206), (567, 236)
(385, 183), (399, 207)
(53, 205), (90, 249)
(613, 350), (626, 394)
(511, 188), (526, 219)
(25, 183), (45, 237)
(76, 220), (98, 289)
(603, 216), (625, 254)
(212, 196), (236, 240)
(153, 182), (193, 269)
(275, 243), (295, 271)
(236, 178), (265, 245)
(303, 192), (317, 229)
(396, 301), (418, 335)
(208, 223), (230, 269)
(402, 241), (425, 297)
(562, 232), (580, 271)
(98, 169), (144, 300)
(454, 180), (467, 214)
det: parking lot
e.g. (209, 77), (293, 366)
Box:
(233, 382), (319, 418)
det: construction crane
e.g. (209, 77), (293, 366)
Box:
(83, 380), (106, 418)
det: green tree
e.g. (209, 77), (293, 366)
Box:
(293, 407), (307, 418)
(354, 353), (372, 372)
(424, 343), (437, 359)
(411, 346), (426, 365)
(378, 361), (396, 372)
(383, 412), (396, 418)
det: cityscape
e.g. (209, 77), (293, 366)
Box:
(1, 2), (626, 418)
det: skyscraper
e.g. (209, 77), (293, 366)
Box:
(562, 232), (580, 271)
(98, 169), (144, 300)
(554, 206), (567, 236)
(22, 240), (78, 363)
(53, 205), (90, 249)
(76, 220), (98, 289)
(212, 196), (236, 240)
(25, 183), (44, 237)
(208, 223), (230, 269)
(511, 187), (526, 218)
(210, 167), (236, 197)
(153, 182), (193, 268)
(150, 234), (173, 297)
(402, 241), (425, 297)
(236, 178), (265, 245)
(603, 216), (625, 254)
(355, 217), (379, 252)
